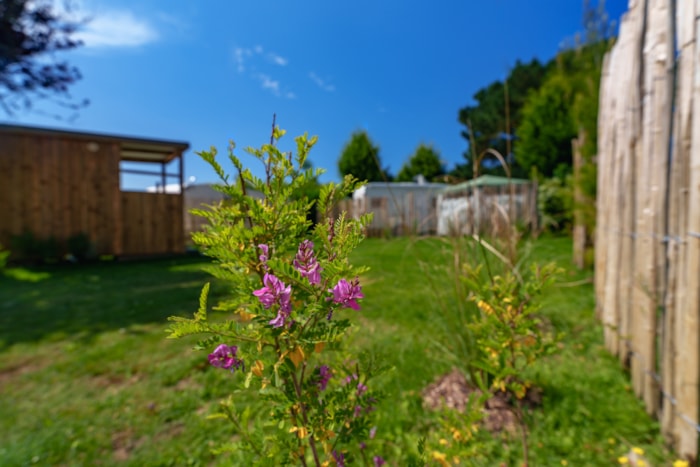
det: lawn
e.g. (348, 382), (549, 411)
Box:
(0, 237), (676, 465)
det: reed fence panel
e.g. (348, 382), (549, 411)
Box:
(595, 0), (700, 458)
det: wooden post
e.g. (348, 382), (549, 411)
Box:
(572, 132), (585, 269)
(677, 0), (700, 457)
(662, 0), (695, 446)
(595, 51), (612, 321)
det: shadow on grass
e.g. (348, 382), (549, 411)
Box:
(0, 255), (220, 349)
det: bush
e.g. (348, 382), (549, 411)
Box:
(9, 231), (86, 264)
(0, 244), (9, 269)
(67, 232), (92, 261)
(537, 176), (573, 232)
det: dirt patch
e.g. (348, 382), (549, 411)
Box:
(173, 376), (201, 392)
(112, 428), (145, 462)
(421, 368), (542, 433)
(91, 373), (141, 392)
(0, 358), (45, 388)
(154, 422), (185, 443)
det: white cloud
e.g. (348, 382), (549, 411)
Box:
(233, 47), (253, 73)
(256, 73), (280, 95)
(268, 53), (288, 66)
(252, 73), (295, 99)
(76, 10), (158, 48)
(309, 72), (335, 92)
(233, 44), (295, 98)
(234, 45), (288, 71)
(156, 11), (189, 33)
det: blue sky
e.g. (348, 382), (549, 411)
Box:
(4, 0), (627, 190)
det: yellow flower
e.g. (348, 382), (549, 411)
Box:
(432, 451), (449, 467)
(632, 447), (644, 456)
(560, 460), (568, 466)
(289, 426), (308, 439)
(439, 438), (448, 446)
(477, 300), (494, 315)
(618, 456), (629, 465)
(251, 360), (264, 377)
(636, 460), (646, 467)
(673, 460), (690, 467)
(608, 438), (616, 444)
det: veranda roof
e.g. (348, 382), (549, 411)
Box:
(0, 124), (189, 163)
(441, 175), (531, 195)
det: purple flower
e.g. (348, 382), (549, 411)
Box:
(293, 240), (322, 285)
(369, 426), (377, 439)
(344, 374), (358, 385)
(373, 456), (386, 466)
(353, 405), (363, 417)
(268, 311), (289, 328)
(356, 382), (368, 397)
(208, 344), (244, 372)
(329, 277), (364, 310)
(318, 365), (332, 391)
(332, 450), (345, 467)
(253, 273), (292, 328)
(258, 244), (269, 271)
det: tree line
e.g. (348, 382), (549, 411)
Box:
(338, 0), (614, 185)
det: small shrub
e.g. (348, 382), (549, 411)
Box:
(0, 243), (9, 269)
(538, 176), (573, 232)
(67, 232), (92, 261)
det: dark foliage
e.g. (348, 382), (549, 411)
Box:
(338, 130), (391, 182)
(455, 59), (550, 178)
(0, 0), (87, 116)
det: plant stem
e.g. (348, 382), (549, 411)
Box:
(290, 369), (322, 466)
(227, 406), (264, 457)
(514, 399), (529, 466)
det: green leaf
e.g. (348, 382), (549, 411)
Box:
(195, 282), (210, 322)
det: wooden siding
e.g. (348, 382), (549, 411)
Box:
(121, 192), (184, 256)
(0, 132), (121, 255)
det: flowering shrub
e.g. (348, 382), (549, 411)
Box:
(424, 231), (561, 464)
(167, 127), (388, 465)
(464, 260), (561, 399)
(460, 242), (561, 464)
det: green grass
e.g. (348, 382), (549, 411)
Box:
(0, 238), (676, 465)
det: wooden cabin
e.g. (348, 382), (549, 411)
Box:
(0, 124), (189, 258)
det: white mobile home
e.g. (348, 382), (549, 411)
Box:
(436, 175), (538, 236)
(353, 177), (447, 236)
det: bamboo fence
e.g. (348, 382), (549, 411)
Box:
(595, 0), (700, 458)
